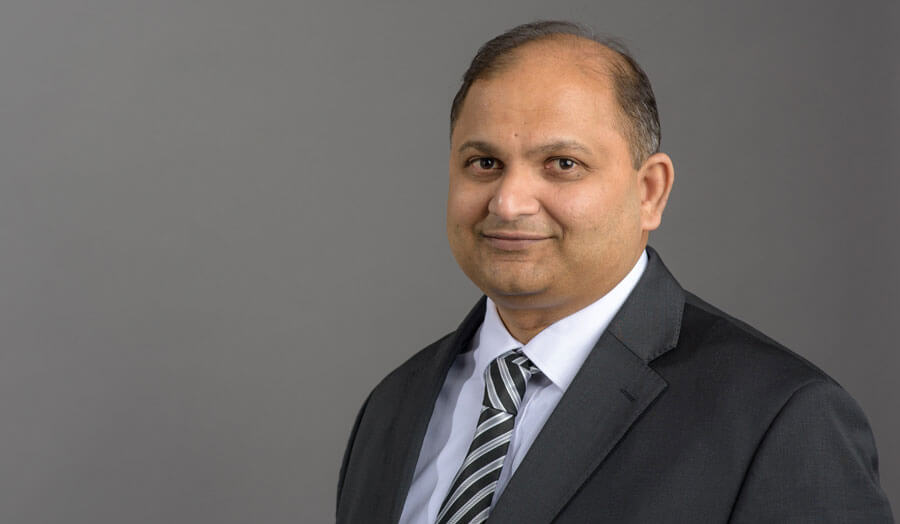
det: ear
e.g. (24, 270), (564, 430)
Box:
(637, 152), (675, 231)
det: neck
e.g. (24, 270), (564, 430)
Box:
(494, 308), (556, 344)
(493, 296), (596, 344)
(490, 246), (647, 343)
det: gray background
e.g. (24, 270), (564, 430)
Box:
(0, 0), (896, 522)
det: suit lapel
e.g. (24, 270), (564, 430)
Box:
(381, 298), (486, 523)
(488, 247), (685, 523)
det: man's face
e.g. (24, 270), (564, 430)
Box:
(447, 41), (648, 316)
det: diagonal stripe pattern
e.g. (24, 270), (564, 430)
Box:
(436, 349), (541, 524)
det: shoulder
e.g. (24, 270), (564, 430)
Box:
(678, 294), (897, 521)
(653, 291), (891, 519)
(671, 290), (838, 392)
(648, 289), (863, 445)
(364, 296), (487, 405)
(367, 331), (457, 399)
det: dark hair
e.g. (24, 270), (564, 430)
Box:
(449, 20), (661, 169)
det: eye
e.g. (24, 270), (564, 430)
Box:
(466, 157), (503, 172)
(544, 157), (585, 179)
(554, 158), (577, 170)
(478, 157), (498, 170)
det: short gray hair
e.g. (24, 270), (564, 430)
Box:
(449, 20), (661, 169)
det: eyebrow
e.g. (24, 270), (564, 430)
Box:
(457, 140), (500, 155)
(456, 139), (594, 157)
(530, 140), (594, 156)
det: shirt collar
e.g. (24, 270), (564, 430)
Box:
(472, 250), (648, 392)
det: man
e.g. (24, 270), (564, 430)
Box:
(336, 21), (893, 523)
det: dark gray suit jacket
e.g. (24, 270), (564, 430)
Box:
(337, 247), (893, 523)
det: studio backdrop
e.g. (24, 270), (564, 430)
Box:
(0, 1), (896, 522)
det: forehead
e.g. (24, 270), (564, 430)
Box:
(499, 36), (618, 80)
(452, 39), (624, 146)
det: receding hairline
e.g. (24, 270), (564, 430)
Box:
(472, 33), (630, 84)
(452, 36), (639, 153)
(449, 21), (661, 168)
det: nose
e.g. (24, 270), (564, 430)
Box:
(487, 164), (541, 220)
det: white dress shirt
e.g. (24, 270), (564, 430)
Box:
(399, 250), (648, 523)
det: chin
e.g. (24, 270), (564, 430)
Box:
(483, 279), (549, 301)
(476, 262), (546, 291)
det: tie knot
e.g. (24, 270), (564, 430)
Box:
(482, 349), (541, 415)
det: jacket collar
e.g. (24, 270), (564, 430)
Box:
(488, 245), (685, 522)
(607, 245), (684, 362)
(387, 246), (685, 523)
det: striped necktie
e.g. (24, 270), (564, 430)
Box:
(436, 349), (541, 524)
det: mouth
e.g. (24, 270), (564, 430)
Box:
(481, 231), (551, 251)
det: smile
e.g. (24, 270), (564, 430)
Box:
(481, 231), (550, 251)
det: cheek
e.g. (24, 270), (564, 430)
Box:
(552, 190), (614, 232)
(447, 183), (490, 227)
(551, 187), (639, 254)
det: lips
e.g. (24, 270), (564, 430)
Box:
(481, 231), (550, 251)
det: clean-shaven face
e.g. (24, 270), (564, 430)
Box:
(446, 39), (647, 316)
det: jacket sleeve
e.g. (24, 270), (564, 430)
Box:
(336, 392), (371, 520)
(729, 380), (893, 523)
